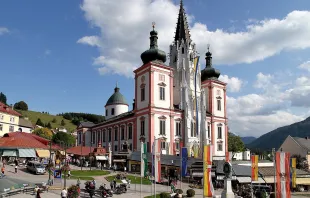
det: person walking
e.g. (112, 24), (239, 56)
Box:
(36, 189), (42, 198)
(15, 165), (17, 173)
(1, 165), (5, 176)
(110, 180), (114, 190)
(113, 179), (116, 190)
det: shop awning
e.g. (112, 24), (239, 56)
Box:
(237, 177), (265, 184)
(58, 151), (65, 155)
(297, 178), (310, 185)
(18, 149), (36, 158)
(192, 172), (216, 177)
(36, 149), (50, 158)
(2, 150), (17, 157)
(96, 156), (108, 160)
(113, 159), (126, 163)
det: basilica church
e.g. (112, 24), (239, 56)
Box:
(77, 1), (228, 161)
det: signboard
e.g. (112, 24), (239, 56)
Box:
(53, 170), (62, 188)
(54, 170), (62, 179)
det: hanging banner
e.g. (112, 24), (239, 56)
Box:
(141, 142), (148, 177)
(181, 147), (188, 177)
(152, 139), (161, 183)
(226, 152), (232, 162)
(251, 155), (259, 181)
(291, 158), (296, 188)
(276, 152), (291, 198)
(193, 143), (199, 158)
(203, 145), (214, 197)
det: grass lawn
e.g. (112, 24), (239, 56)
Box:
(105, 175), (151, 185)
(63, 170), (110, 180)
(19, 110), (77, 132)
(144, 194), (160, 198)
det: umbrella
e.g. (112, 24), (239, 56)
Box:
(0, 176), (35, 193)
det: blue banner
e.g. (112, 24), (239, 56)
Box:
(181, 147), (188, 177)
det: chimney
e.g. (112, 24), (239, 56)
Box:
(132, 99), (135, 110)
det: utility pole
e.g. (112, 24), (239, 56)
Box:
(48, 141), (52, 185)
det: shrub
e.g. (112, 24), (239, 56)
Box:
(186, 189), (195, 197)
(160, 192), (170, 198)
(175, 189), (183, 194)
(67, 185), (80, 198)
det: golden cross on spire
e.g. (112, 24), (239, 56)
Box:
(152, 22), (156, 30)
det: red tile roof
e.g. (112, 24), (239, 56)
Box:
(66, 146), (95, 156)
(0, 102), (21, 116)
(0, 132), (61, 150)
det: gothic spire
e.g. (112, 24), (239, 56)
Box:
(174, 0), (192, 45)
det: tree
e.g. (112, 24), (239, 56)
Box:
(32, 128), (53, 140)
(51, 118), (57, 123)
(0, 92), (7, 104)
(46, 122), (52, 129)
(36, 118), (44, 126)
(61, 119), (66, 126)
(13, 101), (28, 111)
(228, 132), (245, 154)
(52, 132), (75, 146)
(291, 154), (309, 171)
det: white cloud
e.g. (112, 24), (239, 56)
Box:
(298, 61), (310, 72)
(0, 27), (9, 35)
(77, 36), (101, 47)
(79, 0), (310, 77)
(219, 75), (244, 92)
(253, 72), (273, 89)
(44, 49), (51, 55)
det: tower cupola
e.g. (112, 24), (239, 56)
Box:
(201, 45), (221, 81)
(105, 83), (129, 119)
(141, 22), (167, 64)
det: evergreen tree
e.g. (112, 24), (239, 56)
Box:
(36, 118), (44, 126)
(61, 119), (66, 126)
(0, 92), (7, 104)
(46, 122), (52, 129)
(51, 118), (57, 123)
(228, 132), (245, 154)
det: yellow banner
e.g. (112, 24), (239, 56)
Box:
(193, 56), (199, 72)
(193, 145), (199, 158)
(291, 158), (296, 168)
(251, 155), (258, 181)
(292, 158), (296, 188)
(203, 145), (211, 197)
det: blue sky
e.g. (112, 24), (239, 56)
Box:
(1, 0), (310, 137)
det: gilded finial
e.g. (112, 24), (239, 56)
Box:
(152, 22), (156, 30)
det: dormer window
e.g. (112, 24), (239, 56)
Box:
(111, 108), (115, 115)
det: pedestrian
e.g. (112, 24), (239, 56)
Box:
(110, 180), (114, 190)
(1, 165), (5, 175)
(127, 179), (131, 188)
(124, 166), (126, 172)
(77, 178), (81, 187)
(15, 164), (17, 173)
(92, 179), (96, 188)
(36, 189), (42, 198)
(67, 170), (71, 179)
(113, 179), (116, 189)
(61, 188), (67, 198)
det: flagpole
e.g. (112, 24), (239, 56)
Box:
(273, 148), (276, 198)
(140, 142), (143, 198)
(180, 146), (182, 190)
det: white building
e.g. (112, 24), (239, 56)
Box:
(77, 1), (228, 160)
(232, 150), (251, 161)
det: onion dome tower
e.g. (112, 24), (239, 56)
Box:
(201, 45), (221, 81)
(105, 83), (128, 119)
(141, 22), (167, 64)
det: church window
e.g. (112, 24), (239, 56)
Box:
(114, 128), (118, 141)
(174, 56), (177, 63)
(190, 53), (193, 61)
(182, 47), (184, 54)
(191, 122), (196, 137)
(159, 74), (165, 82)
(217, 143), (223, 151)
(108, 129), (112, 141)
(160, 87), (165, 100)
(106, 109), (108, 116)
(114, 145), (118, 152)
(217, 99), (221, 111)
(111, 108), (115, 115)
(140, 120), (145, 136)
(175, 142), (180, 150)
(175, 122), (181, 136)
(208, 125), (211, 138)
(121, 127), (125, 140)
(159, 120), (166, 135)
(128, 124), (133, 139)
(141, 87), (145, 101)
(161, 141), (166, 149)
(217, 126), (222, 139)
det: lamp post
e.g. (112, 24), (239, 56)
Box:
(48, 141), (52, 185)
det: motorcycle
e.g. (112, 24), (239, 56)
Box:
(114, 184), (127, 194)
(85, 181), (96, 198)
(99, 184), (113, 197)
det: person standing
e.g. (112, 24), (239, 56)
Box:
(15, 165), (17, 173)
(124, 166), (126, 172)
(113, 179), (116, 190)
(110, 180), (114, 190)
(61, 188), (67, 198)
(1, 165), (5, 176)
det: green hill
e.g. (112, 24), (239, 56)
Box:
(248, 117), (310, 151)
(19, 110), (77, 132)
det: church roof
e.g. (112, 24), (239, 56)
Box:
(105, 86), (128, 107)
(174, 0), (192, 45)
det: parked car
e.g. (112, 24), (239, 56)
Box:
(26, 161), (46, 175)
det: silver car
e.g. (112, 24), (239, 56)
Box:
(26, 161), (46, 175)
